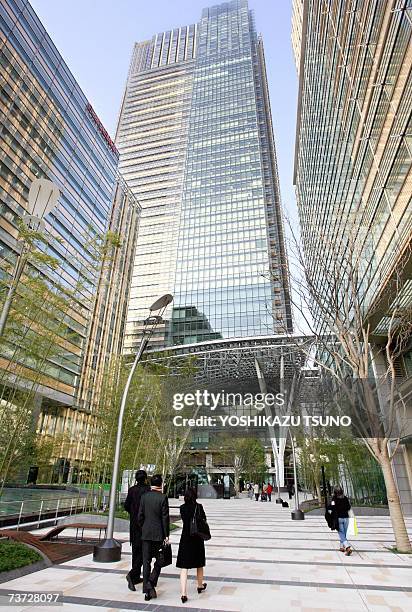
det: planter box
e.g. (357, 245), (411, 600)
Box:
(0, 560), (47, 584)
(307, 505), (389, 516)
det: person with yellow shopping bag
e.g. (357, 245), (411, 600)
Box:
(330, 486), (353, 556)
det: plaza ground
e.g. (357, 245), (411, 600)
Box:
(0, 497), (411, 611)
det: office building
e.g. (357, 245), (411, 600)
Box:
(116, 0), (293, 351)
(0, 0), (140, 480)
(293, 0), (411, 512)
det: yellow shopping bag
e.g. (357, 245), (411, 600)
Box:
(347, 516), (358, 537)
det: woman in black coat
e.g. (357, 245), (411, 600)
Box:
(330, 485), (352, 555)
(177, 488), (207, 603)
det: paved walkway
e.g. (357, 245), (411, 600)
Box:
(0, 498), (411, 611)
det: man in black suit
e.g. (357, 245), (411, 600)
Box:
(138, 474), (170, 601)
(124, 469), (150, 591)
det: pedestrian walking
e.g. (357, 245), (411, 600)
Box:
(267, 482), (273, 501)
(124, 469), (150, 591)
(138, 474), (170, 600)
(287, 482), (294, 500)
(330, 485), (352, 556)
(253, 482), (259, 501)
(177, 488), (208, 604)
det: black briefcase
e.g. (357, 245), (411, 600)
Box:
(157, 542), (172, 567)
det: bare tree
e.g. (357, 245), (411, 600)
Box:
(277, 220), (411, 552)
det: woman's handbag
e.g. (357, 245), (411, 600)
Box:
(190, 504), (211, 541)
(157, 541), (172, 567)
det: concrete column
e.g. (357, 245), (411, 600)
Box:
(254, 357), (285, 488)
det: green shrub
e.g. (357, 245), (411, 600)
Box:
(0, 541), (42, 573)
(90, 510), (180, 529)
(89, 509), (129, 520)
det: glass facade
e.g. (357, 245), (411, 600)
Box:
(116, 27), (197, 351)
(117, 0), (292, 351)
(0, 0), (140, 466)
(293, 0), (412, 332)
(293, 0), (412, 517)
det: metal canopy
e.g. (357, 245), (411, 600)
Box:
(147, 335), (316, 392)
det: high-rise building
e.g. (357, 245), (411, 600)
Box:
(0, 0), (140, 480)
(293, 0), (411, 330)
(116, 0), (292, 351)
(291, 0), (304, 72)
(293, 0), (411, 512)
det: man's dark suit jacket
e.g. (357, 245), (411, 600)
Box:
(124, 483), (150, 543)
(137, 490), (170, 541)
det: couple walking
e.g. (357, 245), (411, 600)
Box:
(124, 470), (208, 603)
(124, 471), (168, 600)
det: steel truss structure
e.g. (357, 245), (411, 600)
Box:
(147, 335), (318, 393)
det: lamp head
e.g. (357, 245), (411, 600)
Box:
(28, 178), (59, 218)
(149, 294), (173, 312)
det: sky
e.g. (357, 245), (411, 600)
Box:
(30, 0), (299, 225)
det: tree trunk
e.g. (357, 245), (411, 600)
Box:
(314, 473), (322, 504)
(233, 468), (240, 498)
(380, 452), (411, 552)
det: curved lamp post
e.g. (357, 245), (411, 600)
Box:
(93, 293), (173, 562)
(289, 431), (304, 520)
(0, 178), (59, 337)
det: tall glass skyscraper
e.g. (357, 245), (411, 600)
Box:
(117, 0), (292, 351)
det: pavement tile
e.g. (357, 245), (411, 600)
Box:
(1, 498), (411, 611)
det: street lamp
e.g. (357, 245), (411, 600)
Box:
(289, 431), (304, 520)
(93, 293), (173, 562)
(0, 178), (59, 336)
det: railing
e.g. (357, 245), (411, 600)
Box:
(0, 491), (108, 530)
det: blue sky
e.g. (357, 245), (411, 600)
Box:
(30, 0), (299, 226)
